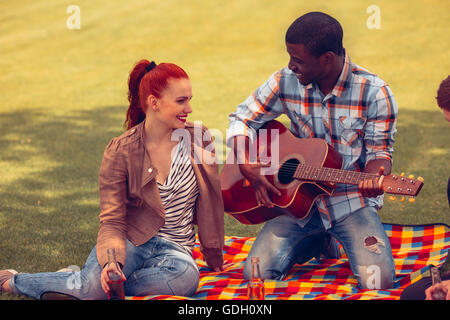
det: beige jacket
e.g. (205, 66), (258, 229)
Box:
(96, 120), (224, 269)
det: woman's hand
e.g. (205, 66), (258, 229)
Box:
(425, 280), (450, 300)
(100, 262), (127, 295)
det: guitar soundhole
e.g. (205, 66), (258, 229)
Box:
(278, 158), (300, 185)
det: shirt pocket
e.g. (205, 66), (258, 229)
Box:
(293, 112), (314, 138)
(338, 116), (365, 147)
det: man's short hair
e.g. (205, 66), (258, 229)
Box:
(436, 75), (450, 111)
(285, 12), (343, 57)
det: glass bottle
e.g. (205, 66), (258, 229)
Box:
(430, 266), (446, 300)
(107, 248), (125, 300)
(247, 257), (265, 300)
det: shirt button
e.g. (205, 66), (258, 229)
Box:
(148, 168), (153, 173)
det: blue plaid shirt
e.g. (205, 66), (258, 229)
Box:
(227, 51), (398, 229)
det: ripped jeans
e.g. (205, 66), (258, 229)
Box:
(243, 206), (396, 289)
(10, 236), (200, 299)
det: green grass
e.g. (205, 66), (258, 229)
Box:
(0, 0), (449, 298)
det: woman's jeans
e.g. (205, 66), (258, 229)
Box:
(243, 205), (396, 289)
(10, 236), (200, 299)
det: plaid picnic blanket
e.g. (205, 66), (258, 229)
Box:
(129, 223), (450, 300)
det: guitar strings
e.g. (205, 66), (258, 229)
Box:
(276, 162), (378, 182)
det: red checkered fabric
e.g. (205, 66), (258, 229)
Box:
(129, 223), (450, 300)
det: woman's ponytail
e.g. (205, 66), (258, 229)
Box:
(124, 60), (151, 130)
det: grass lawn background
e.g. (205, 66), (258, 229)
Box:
(0, 0), (449, 295)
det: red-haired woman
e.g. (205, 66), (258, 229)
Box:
(0, 60), (226, 299)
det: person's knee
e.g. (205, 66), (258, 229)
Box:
(351, 238), (395, 289)
(167, 261), (199, 296)
(77, 270), (108, 299)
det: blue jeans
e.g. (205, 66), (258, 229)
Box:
(243, 206), (396, 289)
(10, 236), (200, 299)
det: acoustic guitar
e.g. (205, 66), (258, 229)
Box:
(221, 120), (424, 225)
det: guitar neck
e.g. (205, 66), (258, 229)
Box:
(293, 164), (378, 185)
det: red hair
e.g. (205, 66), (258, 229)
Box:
(124, 60), (189, 130)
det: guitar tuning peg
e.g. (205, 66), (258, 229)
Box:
(417, 176), (424, 182)
(408, 174), (414, 179)
(408, 198), (416, 203)
(389, 196), (396, 201)
(400, 196), (405, 202)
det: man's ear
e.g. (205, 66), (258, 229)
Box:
(320, 51), (336, 66)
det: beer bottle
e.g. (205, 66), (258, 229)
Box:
(430, 266), (446, 300)
(247, 257), (265, 300)
(107, 248), (125, 300)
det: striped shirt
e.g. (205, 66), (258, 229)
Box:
(156, 137), (199, 253)
(227, 50), (398, 229)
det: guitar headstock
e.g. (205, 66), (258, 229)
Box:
(382, 173), (424, 198)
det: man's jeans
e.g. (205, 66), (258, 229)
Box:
(10, 236), (200, 299)
(243, 206), (395, 289)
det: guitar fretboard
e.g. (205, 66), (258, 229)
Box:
(293, 164), (378, 185)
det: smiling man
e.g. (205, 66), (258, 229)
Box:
(227, 12), (398, 289)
